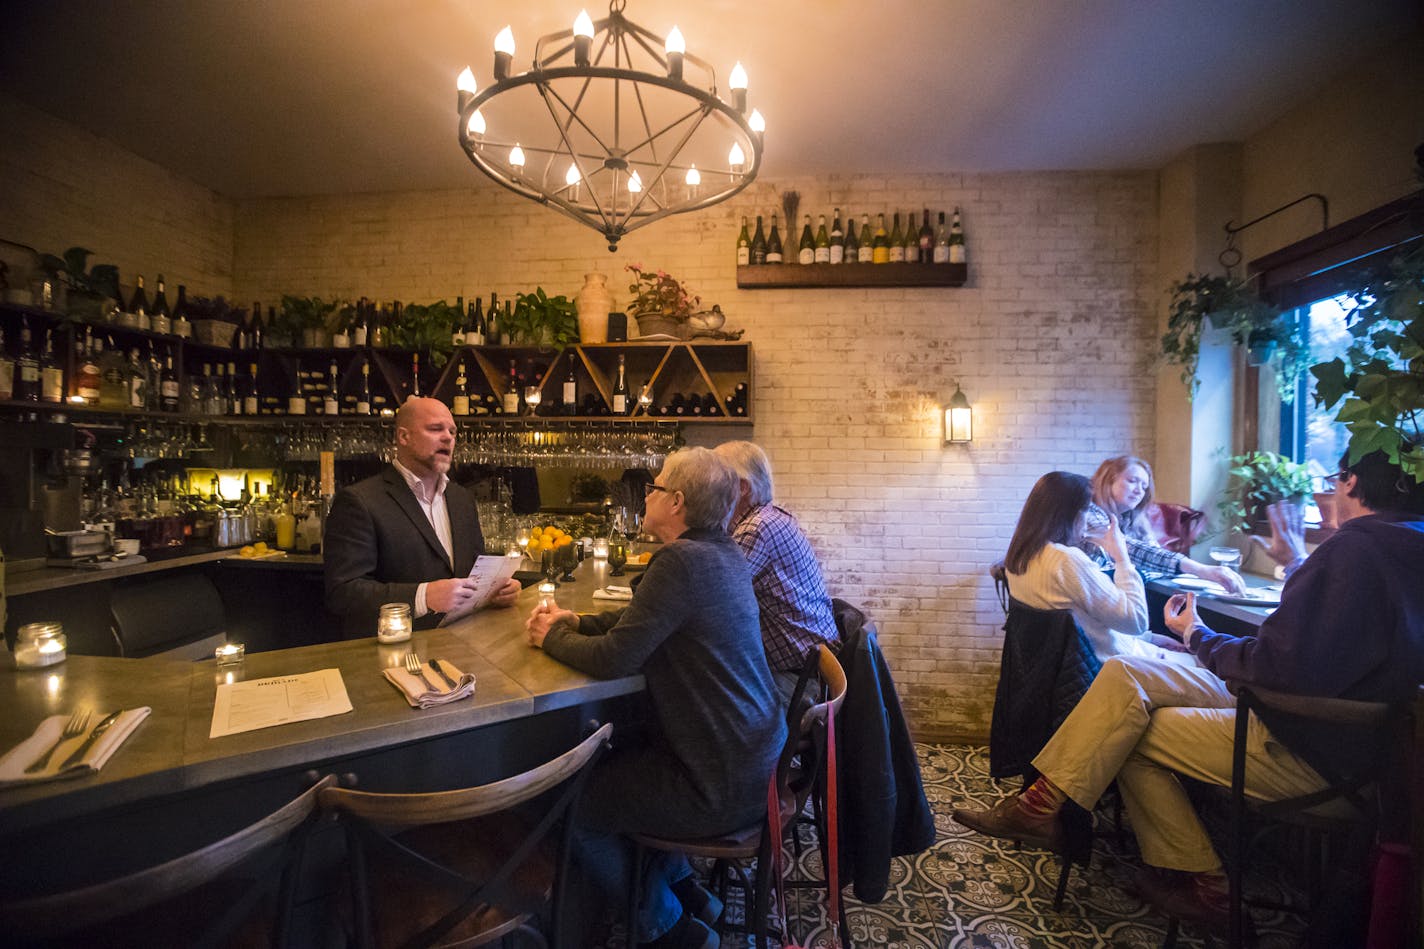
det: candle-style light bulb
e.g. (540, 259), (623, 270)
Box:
(510, 143), (526, 169)
(627, 170), (643, 193)
(566, 162), (581, 202)
(728, 142), (745, 174)
(457, 66), (477, 111)
(493, 26), (515, 80)
(665, 26), (685, 80)
(749, 108), (766, 134)
(729, 61), (748, 112)
(685, 164), (701, 200)
(573, 10), (594, 66)
(467, 109), (486, 139)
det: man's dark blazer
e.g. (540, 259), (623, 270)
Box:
(324, 465), (484, 639)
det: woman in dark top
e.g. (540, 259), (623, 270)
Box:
(527, 447), (784, 948)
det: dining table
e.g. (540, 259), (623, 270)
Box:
(1146, 569), (1283, 638)
(0, 555), (645, 894)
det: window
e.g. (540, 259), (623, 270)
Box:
(1279, 295), (1353, 477)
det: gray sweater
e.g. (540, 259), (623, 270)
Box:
(543, 527), (785, 819)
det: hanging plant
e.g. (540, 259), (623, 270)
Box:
(1161, 273), (1309, 402)
(1309, 243), (1424, 485)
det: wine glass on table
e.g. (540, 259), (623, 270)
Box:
(1208, 546), (1242, 572)
(541, 547), (562, 586)
(558, 540), (578, 582)
(607, 540), (628, 577)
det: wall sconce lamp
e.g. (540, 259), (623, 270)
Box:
(944, 385), (973, 444)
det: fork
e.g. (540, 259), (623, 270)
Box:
(25, 709), (91, 774)
(404, 652), (438, 693)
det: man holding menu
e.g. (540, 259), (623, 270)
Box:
(325, 396), (520, 639)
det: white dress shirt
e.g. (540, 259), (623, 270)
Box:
(391, 459), (453, 618)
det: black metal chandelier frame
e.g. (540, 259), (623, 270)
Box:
(457, 0), (763, 251)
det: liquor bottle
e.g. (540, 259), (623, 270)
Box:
(736, 216), (751, 266)
(872, 214), (890, 264)
(766, 213), (783, 263)
(797, 215), (815, 265)
(612, 353), (628, 415)
(77, 327), (101, 404)
(814, 215), (831, 264)
(562, 360), (577, 415)
(0, 328), (13, 401)
(99, 335), (129, 409)
(750, 215), (768, 265)
(172, 285), (192, 338)
(452, 360), (470, 416)
(356, 362), (372, 416)
(858, 214), (874, 263)
(918, 208), (934, 264)
(933, 211), (950, 263)
(40, 329), (64, 403)
(451, 295), (466, 347)
(128, 276), (149, 322)
(150, 275), (171, 334)
(829, 210), (845, 265)
(949, 206), (966, 264)
(160, 351), (180, 412)
(244, 362), (260, 416)
(325, 359), (340, 416)
(502, 359), (520, 415)
(888, 213), (905, 263)
(467, 298), (485, 345)
(129, 349), (149, 409)
(410, 352), (421, 398)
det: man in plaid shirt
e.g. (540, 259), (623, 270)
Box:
(715, 442), (839, 705)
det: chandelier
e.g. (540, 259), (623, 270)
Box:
(456, 0), (765, 251)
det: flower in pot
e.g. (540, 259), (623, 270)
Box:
(1217, 450), (1315, 537)
(626, 263), (700, 339)
(508, 288), (578, 348)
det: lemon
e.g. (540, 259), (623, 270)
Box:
(239, 545), (256, 558)
(254, 542), (269, 553)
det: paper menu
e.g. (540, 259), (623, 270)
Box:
(210, 668), (353, 739)
(437, 555), (521, 626)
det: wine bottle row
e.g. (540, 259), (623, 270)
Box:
(110, 274), (196, 338)
(737, 207), (966, 266)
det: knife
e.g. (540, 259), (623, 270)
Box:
(57, 710), (123, 771)
(430, 659), (459, 690)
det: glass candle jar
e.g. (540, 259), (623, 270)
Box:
(537, 580), (557, 610)
(15, 622), (67, 669)
(214, 642), (246, 665)
(593, 538), (610, 560)
(377, 602), (413, 644)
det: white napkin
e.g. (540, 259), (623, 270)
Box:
(593, 585), (634, 602)
(382, 659), (476, 709)
(0, 707), (152, 786)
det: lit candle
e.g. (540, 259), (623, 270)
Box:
(14, 622), (67, 670)
(214, 642), (246, 665)
(538, 580), (557, 610)
(377, 603), (413, 644)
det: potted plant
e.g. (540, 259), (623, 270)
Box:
(625, 264), (700, 339)
(1309, 242), (1424, 489)
(508, 288), (578, 347)
(277, 295), (342, 348)
(38, 247), (121, 320)
(1161, 273), (1309, 401)
(185, 296), (248, 347)
(389, 300), (457, 368)
(1217, 450), (1315, 536)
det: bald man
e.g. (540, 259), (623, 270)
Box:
(324, 397), (520, 639)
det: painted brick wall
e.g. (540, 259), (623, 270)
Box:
(0, 93), (234, 300)
(235, 171), (1159, 739)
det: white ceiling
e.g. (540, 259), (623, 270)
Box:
(1, 0), (1418, 199)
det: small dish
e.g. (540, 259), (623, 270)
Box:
(1171, 576), (1226, 593)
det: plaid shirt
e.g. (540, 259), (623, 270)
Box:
(1085, 502), (1183, 578)
(731, 503), (839, 672)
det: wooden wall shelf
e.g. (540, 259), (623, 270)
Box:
(736, 262), (967, 289)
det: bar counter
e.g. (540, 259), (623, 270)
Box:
(0, 558), (642, 840)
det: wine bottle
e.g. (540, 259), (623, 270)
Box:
(903, 211), (920, 263)
(612, 353), (628, 415)
(502, 359), (520, 415)
(858, 214), (874, 263)
(562, 360), (577, 415)
(467, 298), (485, 345)
(0, 328), (13, 401)
(736, 216), (751, 266)
(172, 284), (192, 338)
(933, 212), (950, 263)
(686, 393), (703, 416)
(872, 214), (890, 264)
(750, 215), (767, 265)
(410, 352), (421, 398)
(949, 206), (966, 264)
(77, 327), (101, 404)
(487, 292), (501, 345)
(40, 329), (64, 403)
(145, 342), (162, 411)
(814, 215), (831, 264)
(260, 305), (274, 350)
(918, 207), (934, 264)
(450, 360), (470, 416)
(703, 391), (721, 416)
(130, 349), (150, 410)
(325, 359), (340, 416)
(356, 362), (372, 416)
(451, 295), (465, 346)
(160, 350), (180, 412)
(244, 362), (260, 416)
(352, 299), (368, 346)
(128, 276), (149, 320)
(888, 213), (905, 263)
(285, 359), (304, 415)
(766, 213), (784, 264)
(210, 362), (227, 415)
(99, 335), (128, 409)
(150, 275), (171, 334)
(368, 300), (384, 347)
(829, 209), (845, 265)
(797, 214), (815, 265)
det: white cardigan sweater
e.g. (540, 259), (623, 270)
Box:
(1005, 542), (1153, 662)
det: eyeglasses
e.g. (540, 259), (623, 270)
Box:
(644, 483), (670, 497)
(1324, 470), (1348, 487)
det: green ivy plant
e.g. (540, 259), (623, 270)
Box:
(1309, 243), (1424, 485)
(38, 247), (121, 315)
(1217, 450), (1316, 536)
(390, 300), (457, 369)
(508, 288), (578, 347)
(1161, 273), (1309, 402)
(275, 295), (343, 347)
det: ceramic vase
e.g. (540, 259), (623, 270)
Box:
(575, 272), (612, 343)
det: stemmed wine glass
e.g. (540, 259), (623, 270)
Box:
(1208, 546), (1242, 572)
(558, 541), (578, 582)
(607, 540), (628, 577)
(541, 547), (562, 586)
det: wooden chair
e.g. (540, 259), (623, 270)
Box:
(321, 722), (612, 949)
(0, 774), (334, 948)
(628, 645), (849, 947)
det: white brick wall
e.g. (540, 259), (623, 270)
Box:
(235, 171), (1160, 739)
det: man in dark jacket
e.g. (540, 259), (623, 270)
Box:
(953, 445), (1424, 937)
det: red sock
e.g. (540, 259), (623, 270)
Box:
(1018, 776), (1066, 817)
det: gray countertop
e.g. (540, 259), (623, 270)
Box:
(0, 558), (641, 835)
(1146, 571), (1279, 628)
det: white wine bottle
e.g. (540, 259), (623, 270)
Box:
(814, 215), (831, 264)
(829, 210), (845, 265)
(857, 214), (873, 263)
(949, 206), (966, 264)
(325, 359), (340, 416)
(888, 213), (905, 263)
(918, 208), (934, 264)
(872, 214), (889, 264)
(750, 215), (767, 265)
(452, 360), (470, 416)
(766, 213), (784, 264)
(933, 211), (950, 263)
(356, 362), (372, 416)
(797, 215), (815, 265)
(736, 217), (751, 266)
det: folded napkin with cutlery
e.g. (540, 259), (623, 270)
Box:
(592, 585), (634, 601)
(383, 659), (476, 709)
(0, 707), (152, 786)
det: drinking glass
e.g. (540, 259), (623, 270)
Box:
(607, 540), (628, 577)
(541, 548), (562, 586)
(558, 542), (578, 582)
(1208, 546), (1242, 571)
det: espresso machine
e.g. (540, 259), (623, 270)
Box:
(0, 418), (108, 566)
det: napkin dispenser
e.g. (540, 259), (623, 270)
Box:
(45, 529), (112, 560)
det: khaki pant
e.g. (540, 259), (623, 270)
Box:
(1032, 656), (1331, 872)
